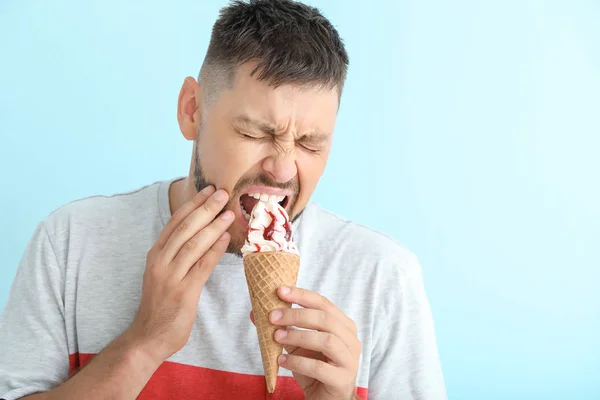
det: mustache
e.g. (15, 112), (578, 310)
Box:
(233, 174), (299, 194)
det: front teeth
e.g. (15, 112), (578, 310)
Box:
(248, 193), (285, 204)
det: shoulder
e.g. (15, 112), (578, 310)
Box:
(41, 180), (165, 244)
(300, 201), (421, 273)
(300, 202), (431, 331)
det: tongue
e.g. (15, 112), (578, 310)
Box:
(240, 194), (259, 214)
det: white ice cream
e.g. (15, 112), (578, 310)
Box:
(241, 197), (299, 256)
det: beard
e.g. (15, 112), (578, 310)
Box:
(192, 140), (304, 257)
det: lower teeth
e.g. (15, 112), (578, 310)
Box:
(240, 204), (251, 220)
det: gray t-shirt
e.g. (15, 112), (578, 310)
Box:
(0, 178), (447, 400)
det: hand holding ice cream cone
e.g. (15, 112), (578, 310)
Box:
(251, 285), (363, 400)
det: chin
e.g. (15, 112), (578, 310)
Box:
(225, 245), (244, 258)
(223, 225), (246, 257)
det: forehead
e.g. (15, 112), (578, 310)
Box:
(217, 63), (340, 134)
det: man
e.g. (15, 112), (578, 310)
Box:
(0, 1), (447, 399)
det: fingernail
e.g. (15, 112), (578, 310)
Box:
(220, 211), (233, 221)
(271, 310), (282, 322)
(280, 286), (291, 295)
(275, 329), (288, 340)
(279, 355), (287, 364)
(200, 185), (213, 195)
(214, 190), (226, 201)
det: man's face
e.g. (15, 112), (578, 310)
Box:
(192, 64), (339, 255)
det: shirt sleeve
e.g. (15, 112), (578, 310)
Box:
(0, 222), (70, 400)
(368, 255), (448, 400)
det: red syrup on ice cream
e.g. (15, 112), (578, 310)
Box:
(262, 210), (293, 242)
(264, 211), (279, 241)
(280, 209), (293, 242)
(244, 204), (293, 253)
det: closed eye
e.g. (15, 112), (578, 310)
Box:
(298, 143), (321, 154)
(296, 133), (328, 154)
(235, 128), (266, 140)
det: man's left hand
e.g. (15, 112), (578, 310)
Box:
(251, 286), (362, 400)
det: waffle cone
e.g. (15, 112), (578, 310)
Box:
(244, 251), (300, 393)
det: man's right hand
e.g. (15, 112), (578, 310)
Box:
(20, 186), (235, 400)
(126, 185), (234, 364)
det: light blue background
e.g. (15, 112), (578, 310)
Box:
(1, 1), (599, 399)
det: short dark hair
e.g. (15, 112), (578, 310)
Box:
(199, 0), (349, 103)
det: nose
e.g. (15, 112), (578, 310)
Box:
(262, 148), (298, 183)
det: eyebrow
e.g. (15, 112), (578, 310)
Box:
(233, 115), (276, 135)
(233, 114), (330, 142)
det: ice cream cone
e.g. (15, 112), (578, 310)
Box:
(244, 251), (300, 393)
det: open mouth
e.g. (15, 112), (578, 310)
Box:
(239, 193), (288, 221)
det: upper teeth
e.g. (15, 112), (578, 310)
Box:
(249, 193), (285, 203)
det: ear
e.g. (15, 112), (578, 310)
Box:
(177, 77), (203, 141)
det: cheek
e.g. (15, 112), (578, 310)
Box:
(294, 153), (328, 210)
(199, 135), (261, 192)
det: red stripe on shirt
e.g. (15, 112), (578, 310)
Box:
(69, 352), (368, 399)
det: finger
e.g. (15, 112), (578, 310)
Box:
(250, 312), (299, 355)
(155, 186), (216, 250)
(274, 329), (354, 368)
(162, 189), (229, 263)
(270, 308), (355, 349)
(171, 209), (234, 280)
(277, 286), (357, 335)
(184, 231), (230, 293)
(278, 353), (341, 387)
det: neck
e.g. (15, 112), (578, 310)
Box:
(168, 177), (195, 215)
